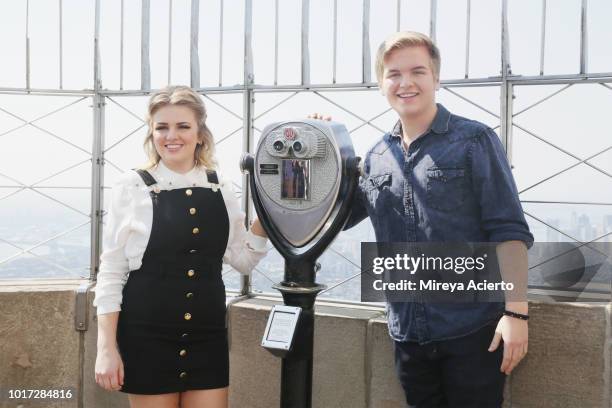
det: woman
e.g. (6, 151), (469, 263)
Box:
(93, 85), (268, 408)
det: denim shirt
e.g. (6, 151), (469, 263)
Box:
(345, 103), (534, 344)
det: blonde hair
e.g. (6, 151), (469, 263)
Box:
(142, 85), (217, 169)
(374, 31), (441, 85)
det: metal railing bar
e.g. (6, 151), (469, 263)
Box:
(274, 0), (279, 86)
(26, 0), (30, 89)
(252, 267), (277, 285)
(101, 158), (124, 174)
(201, 94), (243, 121)
(302, 0), (311, 85)
(523, 211), (610, 260)
(429, 0), (437, 43)
(348, 108), (393, 134)
(215, 126), (243, 145)
(539, 0), (546, 75)
(168, 0), (173, 85)
(0, 95), (87, 130)
(120, 0), (125, 89)
(442, 87), (500, 118)
(141, 0), (151, 90)
(0, 186), (91, 190)
(580, 0), (588, 75)
(319, 270), (362, 296)
(465, 0), (471, 79)
(190, 0), (200, 89)
(312, 91), (387, 134)
(103, 123), (147, 153)
(332, 0), (337, 84)
(218, 0), (224, 86)
(0, 107), (92, 155)
(59, 0), (63, 89)
(362, 0), (371, 84)
(522, 200), (612, 206)
(396, 0), (401, 31)
(253, 92), (299, 121)
(0, 220), (91, 267)
(106, 97), (146, 123)
(30, 158), (92, 187)
(514, 123), (612, 179)
(518, 143), (612, 195)
(513, 84), (572, 117)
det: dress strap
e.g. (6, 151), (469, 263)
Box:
(133, 169), (158, 186)
(206, 169), (219, 185)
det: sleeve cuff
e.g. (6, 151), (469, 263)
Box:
(246, 230), (269, 252)
(94, 302), (122, 315)
(489, 231), (534, 249)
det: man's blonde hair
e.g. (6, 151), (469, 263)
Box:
(375, 31), (441, 85)
(142, 85), (216, 170)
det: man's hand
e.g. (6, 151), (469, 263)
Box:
(308, 113), (332, 121)
(488, 315), (528, 375)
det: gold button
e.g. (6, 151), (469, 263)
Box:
(179, 349), (187, 357)
(189, 208), (196, 215)
(187, 269), (195, 277)
(185, 189), (192, 196)
(189, 249), (197, 254)
(181, 333), (189, 338)
(179, 371), (187, 379)
(184, 313), (192, 320)
(192, 227), (200, 234)
(186, 292), (194, 299)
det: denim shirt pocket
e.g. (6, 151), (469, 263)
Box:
(364, 172), (393, 212)
(426, 167), (467, 211)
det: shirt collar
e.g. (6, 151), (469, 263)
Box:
(389, 103), (451, 139)
(155, 160), (200, 182)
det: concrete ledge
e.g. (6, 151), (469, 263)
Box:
(0, 284), (610, 408)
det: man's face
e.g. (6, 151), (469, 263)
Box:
(381, 46), (439, 120)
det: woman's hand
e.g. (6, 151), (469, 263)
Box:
(250, 218), (267, 238)
(95, 345), (124, 392)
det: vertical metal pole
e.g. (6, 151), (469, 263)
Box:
(332, 0), (337, 84)
(274, 0), (279, 86)
(396, 0), (401, 31)
(141, 0), (151, 90)
(539, 0), (546, 75)
(59, 0), (63, 89)
(219, 0), (224, 86)
(465, 0), (471, 79)
(168, 0), (173, 85)
(500, 0), (514, 165)
(26, 0), (30, 89)
(190, 0), (200, 88)
(120, 0), (124, 89)
(580, 0), (588, 75)
(301, 0), (311, 86)
(94, 0), (102, 91)
(91, 1), (104, 281)
(241, 0), (254, 296)
(362, 0), (371, 84)
(429, 0), (437, 43)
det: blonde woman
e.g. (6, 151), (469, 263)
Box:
(93, 85), (268, 408)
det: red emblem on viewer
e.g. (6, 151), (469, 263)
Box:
(284, 127), (297, 141)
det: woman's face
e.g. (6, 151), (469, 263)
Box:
(151, 105), (200, 172)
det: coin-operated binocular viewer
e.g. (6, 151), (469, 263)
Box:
(240, 120), (361, 408)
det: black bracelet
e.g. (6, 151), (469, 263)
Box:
(503, 310), (529, 321)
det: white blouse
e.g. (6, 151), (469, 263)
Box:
(93, 161), (269, 315)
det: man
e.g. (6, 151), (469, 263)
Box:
(313, 31), (532, 407)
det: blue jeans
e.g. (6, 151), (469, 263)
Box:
(394, 322), (506, 407)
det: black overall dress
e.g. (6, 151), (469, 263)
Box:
(117, 168), (230, 394)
